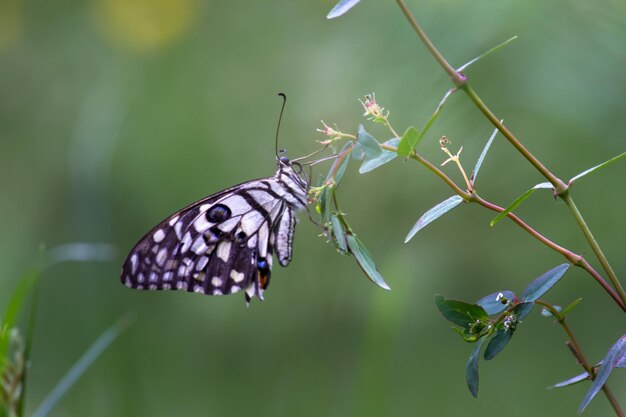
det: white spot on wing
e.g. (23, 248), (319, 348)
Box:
(211, 276), (223, 287)
(258, 223), (269, 257)
(163, 271), (173, 281)
(169, 215), (180, 226)
(191, 236), (208, 255)
(230, 270), (245, 283)
(130, 254), (138, 274)
(181, 232), (192, 252)
(196, 256), (209, 271)
(216, 241), (231, 262)
(212, 289), (223, 295)
(163, 283), (171, 290)
(153, 229), (165, 243)
(149, 284), (157, 290)
(194, 285), (204, 293)
(149, 272), (158, 282)
(137, 273), (145, 283)
(241, 211), (264, 236)
(230, 286), (240, 293)
(194, 213), (211, 232)
(156, 248), (168, 267)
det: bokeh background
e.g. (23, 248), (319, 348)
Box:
(1, 0), (625, 416)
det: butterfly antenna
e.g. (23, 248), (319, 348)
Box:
(275, 93), (287, 159)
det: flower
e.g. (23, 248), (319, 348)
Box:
(360, 93), (389, 123)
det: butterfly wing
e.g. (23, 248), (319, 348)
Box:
(121, 178), (291, 302)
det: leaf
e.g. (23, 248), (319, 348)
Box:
(514, 302), (535, 320)
(578, 334), (626, 415)
(561, 298), (583, 317)
(326, 141), (353, 184)
(326, 0), (362, 19)
(357, 124), (382, 161)
(359, 138), (399, 174)
(466, 337), (486, 398)
(329, 214), (348, 253)
(476, 291), (515, 315)
(435, 295), (488, 329)
(472, 124), (500, 184)
(405, 195), (464, 243)
(569, 151), (626, 185)
(490, 182), (553, 226)
(0, 267), (40, 375)
(346, 234), (390, 290)
(457, 35), (519, 72)
(31, 315), (134, 417)
(396, 126), (420, 157)
(549, 371), (590, 389)
(484, 329), (513, 360)
(417, 89), (455, 143)
(521, 264), (571, 302)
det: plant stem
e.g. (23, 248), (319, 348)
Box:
(536, 300), (625, 417)
(560, 192), (626, 306)
(394, 0), (625, 309)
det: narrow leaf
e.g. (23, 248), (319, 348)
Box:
(346, 234), (390, 290)
(405, 195), (464, 243)
(357, 124), (382, 161)
(457, 36), (519, 72)
(435, 295), (488, 329)
(397, 126), (420, 157)
(490, 182), (553, 226)
(476, 291), (515, 315)
(569, 151), (626, 185)
(326, 0), (361, 19)
(466, 337), (486, 397)
(472, 124), (500, 184)
(329, 214), (348, 253)
(549, 371), (590, 389)
(521, 264), (571, 302)
(359, 138), (399, 173)
(484, 329), (513, 360)
(418, 89), (455, 142)
(0, 268), (40, 374)
(579, 334), (626, 415)
(31, 315), (133, 417)
(561, 298), (583, 317)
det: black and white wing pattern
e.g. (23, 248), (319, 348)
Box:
(120, 157), (308, 304)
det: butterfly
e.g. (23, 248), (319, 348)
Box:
(120, 155), (309, 304)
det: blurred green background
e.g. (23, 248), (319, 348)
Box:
(1, 0), (625, 415)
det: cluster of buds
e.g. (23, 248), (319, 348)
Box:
(360, 93), (389, 124)
(440, 135), (463, 166)
(503, 314), (518, 331)
(316, 121), (351, 146)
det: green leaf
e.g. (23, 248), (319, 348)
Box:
(326, 141), (353, 184)
(435, 295), (488, 329)
(31, 315), (134, 417)
(329, 214), (348, 253)
(357, 124), (382, 161)
(326, 0), (361, 19)
(579, 334), (626, 415)
(359, 138), (399, 174)
(417, 89), (455, 143)
(490, 182), (553, 226)
(0, 267), (40, 376)
(476, 290), (515, 315)
(549, 371), (590, 389)
(514, 302), (535, 320)
(457, 35), (519, 72)
(405, 195), (464, 243)
(521, 264), (571, 302)
(472, 124), (500, 184)
(484, 329), (513, 360)
(569, 151), (626, 185)
(396, 126), (420, 157)
(346, 234), (390, 290)
(561, 298), (583, 317)
(466, 337), (486, 398)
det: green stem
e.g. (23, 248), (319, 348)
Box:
(536, 300), (625, 417)
(560, 192), (626, 306)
